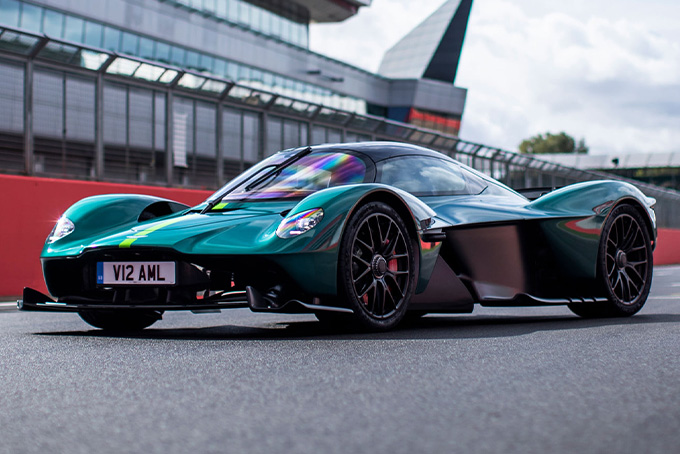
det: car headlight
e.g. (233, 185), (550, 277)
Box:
(276, 208), (324, 239)
(47, 216), (75, 243)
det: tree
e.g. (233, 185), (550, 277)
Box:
(519, 132), (589, 155)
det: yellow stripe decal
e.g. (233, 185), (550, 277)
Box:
(119, 217), (185, 248)
(212, 202), (229, 210)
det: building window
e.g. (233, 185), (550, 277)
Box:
(158, 0), (309, 48)
(265, 116), (282, 157)
(139, 37), (155, 60)
(0, 2), (365, 116)
(172, 97), (218, 188)
(103, 27), (121, 52)
(0, 61), (23, 133)
(19, 2), (42, 32)
(64, 15), (84, 43)
(65, 76), (95, 141)
(242, 111), (260, 163)
(154, 93), (166, 151)
(84, 21), (103, 48)
(121, 32), (139, 56)
(283, 119), (302, 150)
(103, 83), (127, 146)
(0, 0), (20, 28)
(33, 70), (64, 139)
(128, 87), (153, 148)
(155, 42), (171, 64)
(32, 69), (96, 178)
(42, 9), (64, 38)
(195, 101), (216, 158)
(222, 107), (241, 162)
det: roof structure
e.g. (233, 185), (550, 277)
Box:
(378, 0), (473, 83)
(290, 0), (372, 22)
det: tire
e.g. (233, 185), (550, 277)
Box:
(337, 201), (417, 331)
(569, 204), (653, 318)
(79, 310), (162, 331)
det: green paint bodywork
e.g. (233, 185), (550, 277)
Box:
(43, 184), (437, 296)
(44, 194), (188, 257)
(42, 179), (656, 297)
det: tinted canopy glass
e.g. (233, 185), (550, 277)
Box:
(376, 155), (486, 196)
(212, 150), (372, 201)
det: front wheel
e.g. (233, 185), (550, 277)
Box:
(569, 204), (653, 318)
(337, 202), (416, 331)
(79, 310), (162, 331)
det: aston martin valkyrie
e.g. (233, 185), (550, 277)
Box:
(20, 142), (656, 331)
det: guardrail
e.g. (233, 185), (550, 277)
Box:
(439, 139), (680, 229)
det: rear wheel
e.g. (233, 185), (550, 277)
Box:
(79, 310), (162, 331)
(569, 204), (653, 318)
(337, 202), (416, 331)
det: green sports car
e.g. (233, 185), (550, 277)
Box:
(20, 142), (656, 331)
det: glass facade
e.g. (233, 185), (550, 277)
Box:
(312, 125), (343, 145)
(101, 82), (167, 184)
(33, 70), (65, 138)
(164, 0), (309, 48)
(65, 76), (95, 141)
(0, 53), (430, 190)
(0, 61), (23, 133)
(0, 0), (365, 114)
(265, 116), (307, 156)
(27, 67), (99, 177)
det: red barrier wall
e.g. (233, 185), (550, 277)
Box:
(0, 174), (210, 298)
(0, 174), (678, 298)
(655, 228), (680, 267)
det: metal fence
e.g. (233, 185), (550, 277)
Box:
(1, 24), (679, 228)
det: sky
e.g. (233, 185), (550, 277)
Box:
(309, 0), (680, 156)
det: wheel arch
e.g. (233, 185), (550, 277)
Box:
(608, 197), (657, 248)
(353, 190), (422, 244)
(345, 189), (434, 293)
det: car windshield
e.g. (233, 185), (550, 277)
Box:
(208, 150), (371, 203)
(376, 155), (487, 196)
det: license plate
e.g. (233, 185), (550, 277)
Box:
(96, 262), (176, 285)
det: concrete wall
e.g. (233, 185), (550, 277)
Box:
(1, 174), (677, 298)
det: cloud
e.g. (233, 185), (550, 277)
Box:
(456, 0), (680, 155)
(311, 0), (680, 156)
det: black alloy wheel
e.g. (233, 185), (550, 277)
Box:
(569, 204), (653, 318)
(336, 201), (416, 330)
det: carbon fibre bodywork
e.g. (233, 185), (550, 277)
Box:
(20, 142), (656, 323)
(428, 180), (656, 305)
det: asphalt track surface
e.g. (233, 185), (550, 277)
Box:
(1, 266), (679, 454)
